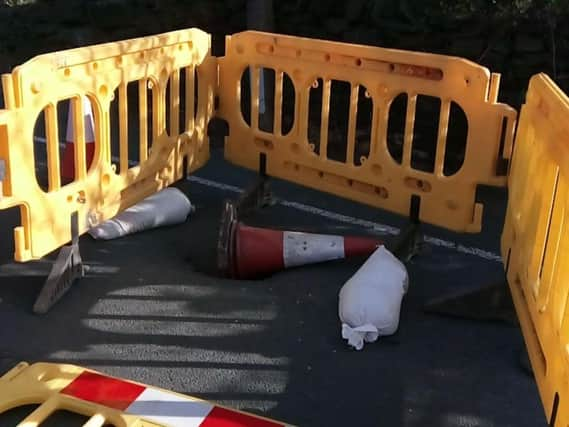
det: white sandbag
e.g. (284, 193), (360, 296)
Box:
(89, 187), (194, 240)
(339, 245), (409, 350)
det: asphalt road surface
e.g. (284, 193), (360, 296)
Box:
(0, 149), (546, 426)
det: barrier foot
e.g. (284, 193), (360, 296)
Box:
(217, 200), (238, 277)
(237, 175), (273, 216)
(33, 212), (84, 314)
(387, 222), (423, 263)
(423, 281), (517, 325)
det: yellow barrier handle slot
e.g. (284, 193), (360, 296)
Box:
(274, 71), (283, 137)
(320, 79), (331, 158)
(119, 82), (129, 174)
(45, 103), (61, 191)
(186, 65), (195, 133)
(346, 84), (359, 165)
(139, 79), (148, 162)
(170, 69), (180, 138)
(435, 99), (451, 176)
(402, 93), (417, 169)
(73, 97), (87, 180)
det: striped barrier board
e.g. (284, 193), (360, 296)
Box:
(0, 362), (290, 427)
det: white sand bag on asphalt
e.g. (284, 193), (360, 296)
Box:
(339, 245), (409, 350)
(89, 187), (194, 240)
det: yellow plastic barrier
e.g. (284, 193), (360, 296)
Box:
(501, 73), (569, 426)
(0, 361), (289, 426)
(218, 31), (517, 232)
(0, 28), (216, 261)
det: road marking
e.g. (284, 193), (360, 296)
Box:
(31, 137), (502, 263)
(187, 176), (502, 263)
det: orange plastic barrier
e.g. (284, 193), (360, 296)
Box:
(218, 31), (517, 232)
(0, 28), (216, 261)
(502, 73), (569, 426)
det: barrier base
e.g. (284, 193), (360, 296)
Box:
(386, 222), (423, 263)
(423, 281), (533, 376)
(423, 281), (517, 324)
(33, 212), (84, 314)
(217, 200), (238, 278)
(237, 175), (273, 217)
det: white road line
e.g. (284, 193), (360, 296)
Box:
(187, 176), (503, 263)
(30, 136), (502, 263)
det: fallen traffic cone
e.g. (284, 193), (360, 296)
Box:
(61, 97), (96, 183)
(217, 201), (382, 279)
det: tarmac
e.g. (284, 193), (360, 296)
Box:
(0, 148), (546, 426)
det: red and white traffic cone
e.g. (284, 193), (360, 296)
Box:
(61, 97), (96, 184)
(217, 201), (382, 279)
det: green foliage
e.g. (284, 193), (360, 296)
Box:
(437, 0), (569, 21)
(0, 0), (36, 7)
(2, 0), (37, 6)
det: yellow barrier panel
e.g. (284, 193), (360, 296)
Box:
(502, 73), (569, 426)
(0, 361), (289, 426)
(0, 28), (216, 261)
(218, 31), (517, 232)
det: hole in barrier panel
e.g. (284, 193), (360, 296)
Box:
(0, 405), (41, 425)
(258, 68), (275, 134)
(539, 169), (560, 281)
(387, 93), (407, 165)
(281, 72), (295, 135)
(110, 87), (121, 174)
(146, 79), (155, 157)
(327, 80), (351, 163)
(354, 85), (372, 166)
(165, 74), (173, 138)
(182, 154), (189, 177)
(412, 95), (441, 173)
(561, 266), (569, 329)
(39, 409), (117, 427)
(193, 67), (199, 127)
(496, 116), (510, 175)
(68, 97), (97, 179)
(550, 392), (559, 426)
(42, 410), (92, 426)
(307, 78), (323, 155)
(128, 81), (141, 167)
(410, 194), (421, 223)
(240, 67), (251, 127)
(33, 108), (49, 192)
(33, 98), (97, 190)
(444, 101), (468, 176)
(109, 82), (143, 170)
(0, 205), (21, 264)
(178, 68), (186, 134)
(177, 66), (200, 134)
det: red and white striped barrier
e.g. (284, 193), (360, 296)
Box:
(61, 370), (285, 427)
